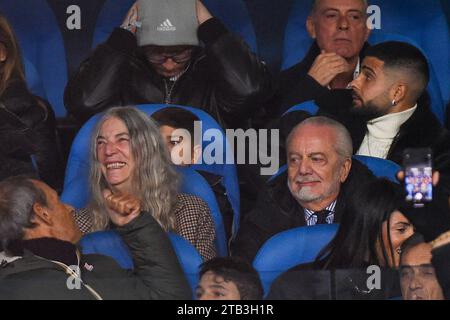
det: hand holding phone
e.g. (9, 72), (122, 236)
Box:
(403, 148), (433, 207)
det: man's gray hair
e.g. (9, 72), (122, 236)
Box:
(0, 177), (46, 249)
(286, 116), (353, 160)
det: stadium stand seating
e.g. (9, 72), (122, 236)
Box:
(80, 230), (203, 296)
(203, 0), (258, 53)
(253, 223), (339, 295)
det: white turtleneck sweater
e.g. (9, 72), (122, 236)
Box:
(357, 105), (417, 159)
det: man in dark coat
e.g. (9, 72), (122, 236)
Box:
(316, 42), (450, 194)
(64, 0), (272, 129)
(0, 176), (191, 300)
(232, 116), (374, 262)
(263, 0), (371, 120)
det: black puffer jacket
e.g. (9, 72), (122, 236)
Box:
(0, 79), (63, 190)
(64, 18), (273, 129)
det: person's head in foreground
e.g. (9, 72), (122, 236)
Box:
(400, 233), (445, 300)
(90, 106), (180, 231)
(316, 178), (414, 269)
(0, 176), (81, 254)
(151, 107), (202, 165)
(196, 257), (264, 300)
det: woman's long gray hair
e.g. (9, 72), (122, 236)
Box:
(89, 106), (180, 231)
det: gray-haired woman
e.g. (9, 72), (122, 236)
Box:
(75, 106), (216, 261)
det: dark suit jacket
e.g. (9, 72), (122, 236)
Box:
(231, 159), (375, 262)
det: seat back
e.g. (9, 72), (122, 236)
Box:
(253, 224), (339, 295)
(92, 0), (135, 48)
(23, 57), (46, 99)
(281, 0), (313, 70)
(0, 0), (68, 117)
(79, 230), (134, 269)
(177, 166), (228, 256)
(353, 155), (400, 184)
(282, 100), (319, 117)
(79, 230), (203, 296)
(167, 232), (203, 296)
(203, 0), (258, 53)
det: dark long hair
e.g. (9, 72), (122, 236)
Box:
(0, 15), (25, 96)
(316, 178), (405, 269)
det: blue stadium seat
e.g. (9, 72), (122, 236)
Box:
(281, 0), (313, 70)
(0, 0), (68, 117)
(23, 57), (46, 99)
(176, 166), (227, 256)
(167, 232), (203, 296)
(61, 104), (239, 254)
(353, 155), (400, 184)
(80, 230), (134, 269)
(79, 230), (203, 296)
(269, 156), (400, 184)
(369, 0), (450, 106)
(369, 32), (446, 124)
(91, 0), (135, 48)
(253, 224), (339, 295)
(282, 100), (319, 116)
(203, 0), (258, 53)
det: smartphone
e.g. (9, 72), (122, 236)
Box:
(403, 148), (433, 207)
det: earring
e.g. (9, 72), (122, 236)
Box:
(396, 247), (402, 255)
(391, 99), (397, 107)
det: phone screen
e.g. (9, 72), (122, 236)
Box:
(404, 148), (433, 206)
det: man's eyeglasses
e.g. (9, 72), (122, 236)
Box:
(145, 49), (193, 64)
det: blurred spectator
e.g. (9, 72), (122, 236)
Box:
(64, 0), (272, 129)
(152, 107), (233, 241)
(0, 15), (63, 190)
(266, 0), (370, 118)
(312, 42), (450, 194)
(400, 233), (444, 300)
(0, 176), (190, 300)
(347, 42), (450, 167)
(75, 107), (216, 261)
(399, 172), (450, 299)
(232, 116), (374, 262)
(267, 178), (413, 300)
(196, 257), (263, 300)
